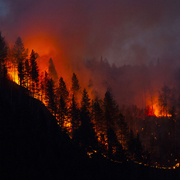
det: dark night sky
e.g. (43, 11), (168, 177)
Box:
(1, 0), (180, 67)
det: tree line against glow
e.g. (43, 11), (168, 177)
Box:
(0, 32), (154, 164)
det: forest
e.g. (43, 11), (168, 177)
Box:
(1, 31), (180, 169)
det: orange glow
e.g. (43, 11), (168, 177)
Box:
(24, 33), (59, 57)
(7, 62), (19, 85)
(23, 32), (74, 85)
(145, 94), (172, 117)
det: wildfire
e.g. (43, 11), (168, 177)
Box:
(145, 95), (172, 118)
(6, 60), (19, 85)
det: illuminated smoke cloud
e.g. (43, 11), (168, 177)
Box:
(1, 0), (180, 107)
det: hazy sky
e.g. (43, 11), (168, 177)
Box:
(1, 0), (180, 66)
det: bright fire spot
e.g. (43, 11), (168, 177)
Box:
(146, 95), (172, 118)
(7, 62), (19, 85)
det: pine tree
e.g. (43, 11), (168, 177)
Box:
(91, 98), (104, 145)
(48, 58), (58, 85)
(30, 50), (39, 97)
(58, 95), (67, 128)
(12, 37), (27, 86)
(57, 77), (69, 128)
(81, 88), (90, 110)
(103, 88), (119, 154)
(116, 113), (129, 148)
(69, 94), (80, 136)
(127, 129), (135, 159)
(71, 72), (80, 94)
(0, 32), (8, 79)
(106, 127), (125, 160)
(24, 59), (30, 90)
(57, 77), (69, 102)
(127, 130), (143, 161)
(45, 78), (57, 116)
(74, 89), (98, 151)
(103, 88), (119, 127)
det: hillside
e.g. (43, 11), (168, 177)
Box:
(0, 79), (179, 180)
(0, 79), (90, 180)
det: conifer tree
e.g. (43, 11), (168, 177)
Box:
(103, 88), (119, 127)
(107, 127), (124, 159)
(91, 98), (104, 146)
(48, 58), (58, 85)
(81, 88), (90, 110)
(57, 77), (69, 103)
(57, 77), (69, 128)
(116, 113), (129, 148)
(103, 88), (119, 154)
(127, 129), (135, 159)
(58, 95), (67, 128)
(45, 78), (57, 116)
(74, 89), (98, 151)
(0, 32), (8, 79)
(71, 72), (80, 94)
(39, 72), (45, 102)
(24, 59), (30, 90)
(12, 37), (27, 86)
(69, 94), (80, 136)
(30, 50), (39, 96)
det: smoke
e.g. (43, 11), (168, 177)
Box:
(1, 0), (180, 106)
(1, 0), (180, 64)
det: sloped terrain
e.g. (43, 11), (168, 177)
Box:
(0, 79), (179, 180)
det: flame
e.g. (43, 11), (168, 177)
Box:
(7, 61), (19, 85)
(145, 93), (172, 117)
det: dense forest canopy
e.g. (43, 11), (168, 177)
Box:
(1, 32), (180, 169)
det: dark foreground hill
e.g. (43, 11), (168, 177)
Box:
(0, 79), (180, 180)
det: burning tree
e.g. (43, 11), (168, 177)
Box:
(158, 85), (171, 117)
(12, 37), (28, 86)
(57, 77), (69, 128)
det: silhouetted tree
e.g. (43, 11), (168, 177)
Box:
(116, 113), (129, 148)
(127, 130), (143, 162)
(127, 129), (135, 159)
(45, 78), (57, 116)
(81, 88), (90, 110)
(57, 77), (69, 103)
(12, 37), (27, 86)
(58, 95), (67, 128)
(57, 77), (69, 128)
(106, 127), (125, 160)
(48, 58), (58, 85)
(103, 88), (119, 127)
(74, 89), (98, 151)
(91, 98), (104, 148)
(103, 88), (119, 154)
(71, 72), (80, 94)
(30, 50), (39, 97)
(69, 94), (80, 136)
(39, 72), (45, 102)
(24, 59), (30, 90)
(0, 32), (8, 79)
(158, 85), (171, 116)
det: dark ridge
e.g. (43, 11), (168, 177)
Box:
(0, 79), (179, 180)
